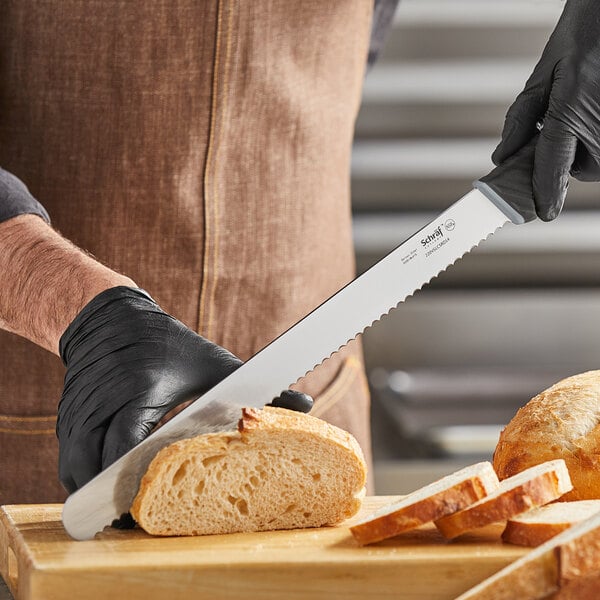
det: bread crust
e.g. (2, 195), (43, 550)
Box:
(455, 509), (600, 600)
(238, 406), (365, 461)
(494, 370), (600, 501)
(350, 466), (497, 545)
(558, 525), (600, 584)
(502, 520), (568, 547)
(130, 407), (367, 536)
(435, 465), (570, 540)
(501, 501), (600, 548)
(546, 573), (600, 600)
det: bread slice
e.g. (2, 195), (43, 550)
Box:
(545, 572), (600, 600)
(349, 461), (499, 545)
(435, 460), (572, 540)
(130, 407), (367, 536)
(454, 508), (600, 600)
(494, 370), (600, 501)
(502, 500), (600, 547)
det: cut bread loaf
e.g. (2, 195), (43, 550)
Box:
(454, 507), (600, 600)
(130, 406), (367, 536)
(502, 500), (600, 547)
(350, 461), (499, 545)
(494, 370), (600, 501)
(435, 460), (572, 540)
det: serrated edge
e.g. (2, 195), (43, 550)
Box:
(64, 221), (507, 539)
(292, 223), (508, 387)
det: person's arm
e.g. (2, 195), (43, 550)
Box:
(0, 171), (312, 497)
(0, 214), (135, 354)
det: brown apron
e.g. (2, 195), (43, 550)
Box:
(0, 0), (374, 503)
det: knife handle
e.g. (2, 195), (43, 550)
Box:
(473, 137), (538, 224)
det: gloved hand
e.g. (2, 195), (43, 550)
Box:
(57, 286), (312, 494)
(492, 0), (600, 221)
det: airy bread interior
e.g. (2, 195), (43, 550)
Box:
(508, 501), (600, 526)
(130, 407), (367, 536)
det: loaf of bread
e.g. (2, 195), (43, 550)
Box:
(435, 460), (572, 540)
(502, 500), (600, 547)
(455, 507), (600, 600)
(494, 371), (600, 501)
(350, 461), (499, 545)
(130, 407), (367, 536)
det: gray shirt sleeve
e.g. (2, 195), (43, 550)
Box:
(0, 167), (50, 224)
(368, 0), (400, 68)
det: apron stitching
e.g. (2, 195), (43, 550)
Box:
(0, 428), (55, 435)
(198, 0), (225, 337)
(207, 0), (235, 340)
(0, 414), (56, 422)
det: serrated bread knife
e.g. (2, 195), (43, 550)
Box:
(62, 141), (539, 540)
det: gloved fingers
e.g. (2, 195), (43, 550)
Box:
(533, 116), (578, 221)
(101, 405), (159, 469)
(111, 513), (137, 530)
(492, 66), (553, 166)
(571, 143), (600, 182)
(96, 343), (242, 470)
(269, 390), (314, 413)
(59, 427), (105, 493)
(58, 461), (77, 496)
(196, 342), (243, 389)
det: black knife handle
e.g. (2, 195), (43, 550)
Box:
(474, 137), (538, 224)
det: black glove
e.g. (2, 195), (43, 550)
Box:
(492, 0), (600, 221)
(57, 286), (312, 494)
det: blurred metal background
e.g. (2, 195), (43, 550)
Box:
(353, 0), (600, 493)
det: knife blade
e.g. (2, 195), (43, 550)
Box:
(62, 141), (538, 540)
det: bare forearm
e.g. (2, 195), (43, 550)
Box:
(0, 215), (135, 354)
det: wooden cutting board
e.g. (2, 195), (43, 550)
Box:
(0, 497), (528, 600)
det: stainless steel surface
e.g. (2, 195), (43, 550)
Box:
(391, 0), (562, 28)
(352, 138), (597, 211)
(369, 365), (574, 461)
(62, 188), (510, 540)
(364, 290), (600, 371)
(366, 289), (600, 465)
(356, 212), (600, 255)
(355, 0), (563, 140)
(374, 459), (476, 495)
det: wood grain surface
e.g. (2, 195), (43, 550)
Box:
(0, 497), (529, 600)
